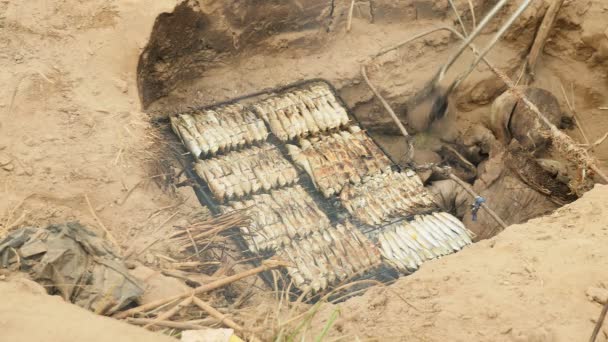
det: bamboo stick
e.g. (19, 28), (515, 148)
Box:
(84, 194), (120, 249)
(144, 296), (193, 329)
(192, 297), (261, 342)
(524, 0), (565, 83)
(360, 65), (409, 138)
(589, 300), (608, 342)
(346, 0), (355, 32)
(127, 318), (204, 330)
(191, 297), (242, 332)
(447, 0), (468, 36)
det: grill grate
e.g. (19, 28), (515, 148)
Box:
(169, 80), (473, 297)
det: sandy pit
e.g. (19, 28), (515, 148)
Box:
(1, 0), (608, 341)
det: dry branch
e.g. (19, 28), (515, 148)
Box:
(170, 209), (250, 253)
(144, 296), (193, 329)
(360, 66), (409, 138)
(467, 0), (476, 30)
(590, 299), (608, 342)
(113, 259), (289, 319)
(360, 65), (413, 162)
(447, 0), (468, 36)
(560, 83), (590, 146)
(191, 296), (259, 341)
(84, 194), (120, 249)
(127, 318), (205, 330)
(523, 0), (565, 83)
(346, 0), (355, 32)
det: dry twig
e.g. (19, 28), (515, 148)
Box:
(346, 0), (355, 32)
(447, 0), (468, 36)
(589, 300), (608, 342)
(144, 296), (193, 329)
(191, 296), (260, 342)
(84, 194), (120, 249)
(560, 82), (590, 146)
(588, 133), (608, 151)
(360, 65), (414, 161)
(467, 0), (476, 30)
(523, 0), (565, 83)
(127, 318), (204, 330)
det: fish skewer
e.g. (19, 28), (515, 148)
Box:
(377, 213), (473, 273)
(194, 143), (298, 201)
(287, 125), (391, 197)
(171, 104), (268, 157)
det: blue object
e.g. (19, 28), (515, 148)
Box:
(471, 196), (486, 221)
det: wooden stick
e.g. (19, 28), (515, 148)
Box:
(588, 132), (608, 151)
(447, 0), (468, 36)
(361, 65), (414, 161)
(144, 296), (193, 329)
(360, 65), (409, 138)
(467, 0), (476, 30)
(589, 300), (608, 342)
(113, 259), (288, 319)
(192, 297), (261, 342)
(191, 297), (242, 331)
(84, 194), (120, 249)
(433, 166), (508, 234)
(443, 144), (476, 172)
(127, 318), (204, 330)
(524, 0), (565, 83)
(560, 83), (591, 146)
(346, 0), (355, 32)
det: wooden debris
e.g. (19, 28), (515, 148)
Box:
(192, 297), (254, 338)
(523, 0), (565, 84)
(589, 299), (608, 342)
(346, 0), (355, 32)
(84, 194), (120, 250)
(144, 296), (193, 329)
(170, 210), (250, 253)
(113, 259), (289, 319)
(360, 65), (413, 161)
(447, 0), (468, 36)
(559, 82), (590, 146)
(127, 318), (205, 330)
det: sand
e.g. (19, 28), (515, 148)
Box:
(1, 0), (607, 341)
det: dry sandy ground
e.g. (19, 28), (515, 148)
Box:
(0, 0), (206, 260)
(0, 278), (174, 342)
(1, 0), (608, 341)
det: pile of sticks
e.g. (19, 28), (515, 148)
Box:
(116, 257), (288, 341)
(169, 209), (251, 254)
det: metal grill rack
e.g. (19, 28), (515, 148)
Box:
(170, 79), (473, 297)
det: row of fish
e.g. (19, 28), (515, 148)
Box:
(194, 143), (298, 202)
(279, 221), (381, 293)
(221, 185), (331, 252)
(253, 83), (349, 141)
(378, 212), (473, 273)
(171, 104), (268, 158)
(340, 170), (437, 225)
(287, 126), (392, 197)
